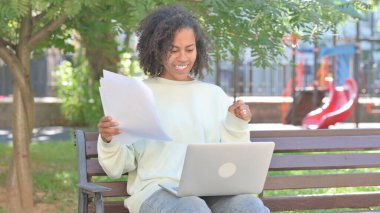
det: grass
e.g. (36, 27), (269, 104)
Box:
(0, 141), (78, 213)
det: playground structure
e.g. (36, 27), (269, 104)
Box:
(302, 78), (358, 129)
(283, 43), (360, 129)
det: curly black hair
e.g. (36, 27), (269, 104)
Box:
(136, 5), (209, 78)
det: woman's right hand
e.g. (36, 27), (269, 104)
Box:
(97, 116), (120, 143)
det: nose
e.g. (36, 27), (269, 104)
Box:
(178, 51), (188, 61)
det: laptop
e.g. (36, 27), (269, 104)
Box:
(159, 142), (275, 197)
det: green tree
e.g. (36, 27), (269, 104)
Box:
(186, 0), (373, 67)
(56, 1), (374, 127)
(0, 0), (103, 211)
(67, 0), (373, 107)
(55, 0), (176, 127)
(73, 0), (176, 81)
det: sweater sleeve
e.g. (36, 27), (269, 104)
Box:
(217, 88), (250, 142)
(221, 112), (250, 142)
(97, 136), (137, 179)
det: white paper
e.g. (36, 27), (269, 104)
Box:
(99, 70), (172, 145)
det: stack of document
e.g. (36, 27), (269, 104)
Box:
(99, 70), (172, 145)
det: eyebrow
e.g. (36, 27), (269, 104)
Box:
(170, 43), (196, 49)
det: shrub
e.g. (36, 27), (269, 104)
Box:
(55, 53), (102, 127)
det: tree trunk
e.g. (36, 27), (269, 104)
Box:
(83, 32), (120, 81)
(5, 158), (22, 212)
(12, 81), (34, 210)
(5, 50), (35, 212)
(77, 14), (120, 81)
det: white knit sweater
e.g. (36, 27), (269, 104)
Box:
(97, 77), (250, 213)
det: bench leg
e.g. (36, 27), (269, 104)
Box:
(78, 188), (88, 213)
(94, 192), (105, 213)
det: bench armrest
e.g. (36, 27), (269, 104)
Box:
(78, 182), (111, 193)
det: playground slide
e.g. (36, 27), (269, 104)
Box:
(302, 79), (358, 129)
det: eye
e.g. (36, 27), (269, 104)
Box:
(186, 49), (194, 53)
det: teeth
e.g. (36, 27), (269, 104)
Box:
(176, 65), (187, 69)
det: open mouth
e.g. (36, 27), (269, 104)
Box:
(175, 65), (188, 70)
(175, 64), (189, 72)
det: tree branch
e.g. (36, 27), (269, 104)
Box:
(33, 11), (48, 25)
(18, 9), (33, 55)
(0, 38), (16, 49)
(28, 14), (68, 49)
(0, 44), (17, 67)
(32, 4), (54, 25)
(0, 44), (28, 94)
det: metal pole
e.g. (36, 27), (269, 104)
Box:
(249, 61), (253, 94)
(332, 24), (337, 87)
(291, 44), (297, 125)
(233, 52), (239, 102)
(215, 55), (221, 86)
(354, 21), (361, 128)
(313, 42), (319, 109)
(370, 12), (374, 96)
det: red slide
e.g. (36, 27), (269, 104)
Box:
(302, 79), (358, 129)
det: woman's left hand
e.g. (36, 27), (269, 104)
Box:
(228, 100), (252, 122)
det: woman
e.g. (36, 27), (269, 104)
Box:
(97, 5), (269, 213)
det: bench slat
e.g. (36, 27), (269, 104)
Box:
(251, 128), (380, 138)
(88, 201), (129, 213)
(270, 153), (380, 170)
(87, 159), (107, 176)
(86, 140), (98, 158)
(262, 192), (380, 211)
(84, 131), (99, 141)
(264, 172), (380, 190)
(87, 159), (128, 177)
(104, 202), (129, 213)
(88, 135), (380, 158)
(252, 135), (380, 152)
(95, 182), (129, 197)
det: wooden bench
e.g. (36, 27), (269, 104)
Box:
(75, 128), (380, 213)
(251, 128), (380, 212)
(75, 130), (129, 213)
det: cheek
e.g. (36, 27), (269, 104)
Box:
(165, 54), (175, 65)
(191, 52), (197, 62)
(162, 56), (171, 67)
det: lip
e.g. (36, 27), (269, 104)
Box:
(174, 64), (189, 72)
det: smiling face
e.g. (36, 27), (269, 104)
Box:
(160, 27), (197, 81)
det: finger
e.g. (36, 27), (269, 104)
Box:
(98, 116), (112, 128)
(235, 104), (249, 114)
(228, 100), (245, 112)
(235, 105), (252, 121)
(100, 116), (112, 122)
(98, 116), (118, 127)
(98, 118), (119, 128)
(100, 128), (121, 140)
(100, 127), (121, 135)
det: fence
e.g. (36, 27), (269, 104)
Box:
(206, 59), (380, 98)
(1, 52), (379, 98)
(0, 49), (62, 97)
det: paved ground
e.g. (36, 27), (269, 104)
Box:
(0, 126), (73, 144)
(249, 122), (380, 130)
(0, 122), (379, 144)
